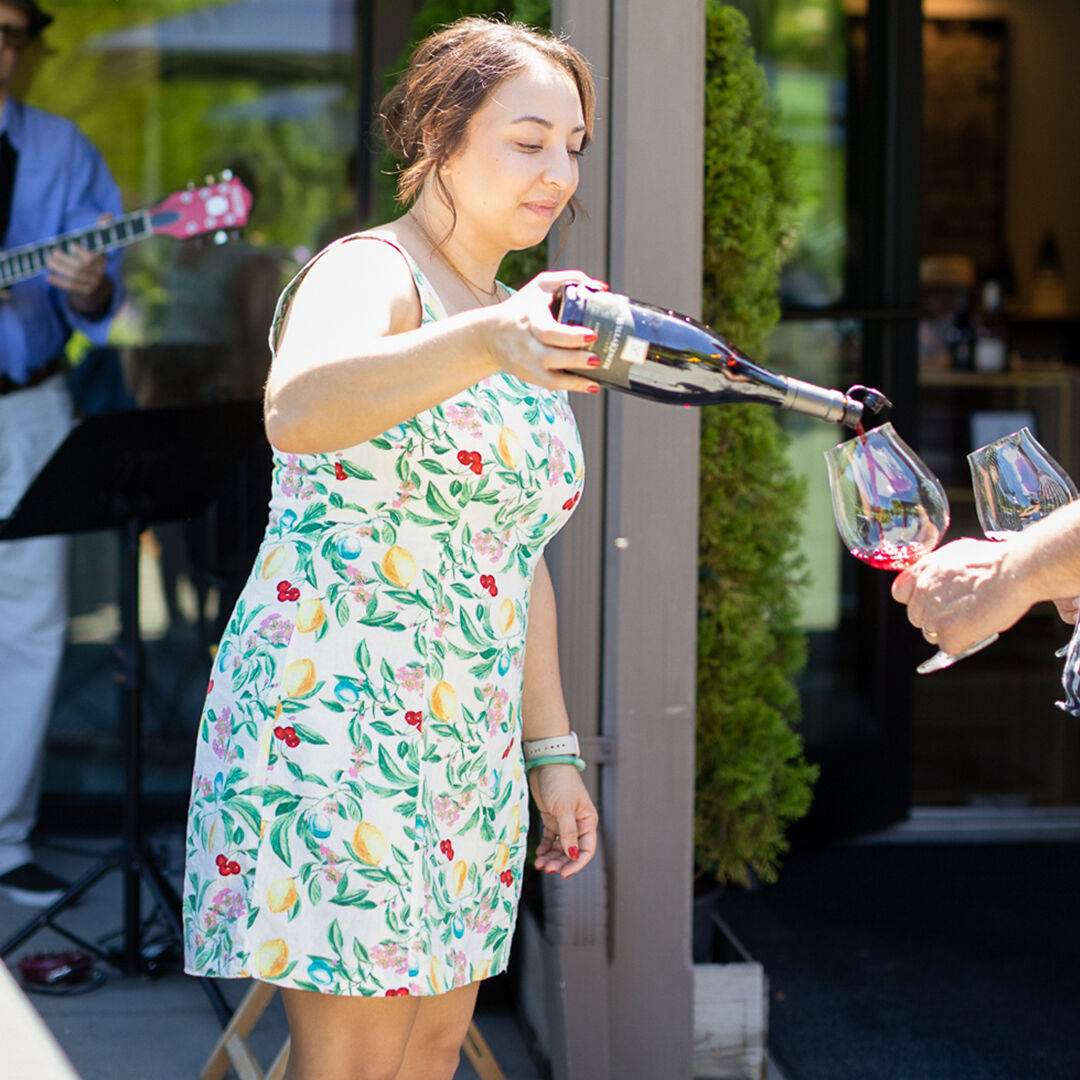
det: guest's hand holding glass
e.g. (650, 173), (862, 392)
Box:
(826, 422), (999, 673)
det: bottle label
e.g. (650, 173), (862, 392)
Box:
(579, 290), (638, 388)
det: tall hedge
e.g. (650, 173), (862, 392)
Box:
(695, 2), (817, 886)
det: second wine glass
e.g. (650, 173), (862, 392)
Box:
(968, 425), (1079, 656)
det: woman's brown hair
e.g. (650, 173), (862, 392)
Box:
(381, 17), (596, 231)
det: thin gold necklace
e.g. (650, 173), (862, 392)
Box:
(409, 212), (500, 306)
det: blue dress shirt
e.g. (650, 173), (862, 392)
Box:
(0, 99), (124, 383)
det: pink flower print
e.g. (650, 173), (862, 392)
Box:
(396, 664), (425, 694)
(317, 844), (344, 884)
(449, 949), (470, 987)
(541, 434), (568, 486)
(348, 745), (366, 778)
(432, 601), (452, 639)
(473, 529), (507, 564)
(445, 403), (483, 438)
(393, 477), (419, 508)
(211, 706), (237, 763)
(209, 887), (245, 922)
(371, 943), (409, 974)
(345, 567), (373, 605)
(433, 795), (465, 828)
(469, 897), (496, 936)
(279, 456), (316, 500)
(481, 683), (510, 738)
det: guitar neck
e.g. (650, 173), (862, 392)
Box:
(0, 210), (152, 288)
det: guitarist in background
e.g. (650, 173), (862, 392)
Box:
(0, 0), (124, 907)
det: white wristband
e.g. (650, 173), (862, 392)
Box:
(522, 732), (580, 762)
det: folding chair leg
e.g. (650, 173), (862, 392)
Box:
(265, 1037), (290, 1080)
(463, 1020), (507, 1080)
(200, 981), (278, 1080)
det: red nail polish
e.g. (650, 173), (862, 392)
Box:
(586, 384), (600, 394)
(587, 356), (602, 368)
(583, 329), (598, 344)
(568, 846), (580, 861)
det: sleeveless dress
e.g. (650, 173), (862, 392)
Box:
(182, 236), (584, 996)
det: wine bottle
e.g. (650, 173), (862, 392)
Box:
(553, 284), (890, 428)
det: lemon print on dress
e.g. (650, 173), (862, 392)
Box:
(267, 878), (298, 913)
(508, 805), (521, 844)
(381, 545), (417, 588)
(254, 939), (289, 978)
(352, 821), (386, 866)
(497, 598), (515, 636)
(431, 681), (458, 720)
(295, 598), (325, 634)
(451, 859), (468, 896)
(260, 545), (286, 580)
(496, 427), (522, 469)
(430, 955), (443, 993)
(282, 658), (316, 697)
(495, 842), (509, 872)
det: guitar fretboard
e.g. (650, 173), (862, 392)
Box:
(0, 211), (152, 288)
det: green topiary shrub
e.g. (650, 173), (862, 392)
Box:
(695, 2), (817, 887)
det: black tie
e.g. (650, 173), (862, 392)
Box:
(0, 132), (16, 247)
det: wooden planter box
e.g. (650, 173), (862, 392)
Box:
(692, 910), (768, 1080)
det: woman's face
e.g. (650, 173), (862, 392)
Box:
(439, 57), (586, 255)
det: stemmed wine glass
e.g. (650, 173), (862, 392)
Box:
(825, 422), (999, 674)
(967, 426), (1079, 657)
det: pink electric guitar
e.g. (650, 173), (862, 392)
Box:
(0, 173), (253, 290)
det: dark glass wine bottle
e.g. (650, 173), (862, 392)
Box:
(553, 284), (890, 427)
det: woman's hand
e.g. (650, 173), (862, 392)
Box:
(482, 269), (609, 394)
(528, 763), (598, 879)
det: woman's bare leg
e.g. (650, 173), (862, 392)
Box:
(396, 981), (481, 1080)
(279, 980), (481, 1080)
(281, 985), (419, 1080)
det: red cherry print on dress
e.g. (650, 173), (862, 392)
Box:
(274, 726), (285, 740)
(470, 451), (483, 476)
(287, 587), (300, 602)
(457, 450), (472, 466)
(385, 987), (410, 997)
(215, 854), (227, 868)
(563, 491), (581, 512)
(501, 740), (513, 759)
(405, 711), (423, 733)
(276, 580), (291, 601)
(228, 861), (241, 876)
(439, 839), (454, 861)
(218, 856), (231, 876)
(207, 679), (214, 696)
(334, 462), (347, 481)
(500, 869), (514, 887)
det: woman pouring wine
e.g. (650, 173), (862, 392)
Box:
(182, 18), (603, 1080)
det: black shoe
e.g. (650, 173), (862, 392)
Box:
(0, 863), (69, 908)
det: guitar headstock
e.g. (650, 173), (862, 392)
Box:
(148, 174), (254, 240)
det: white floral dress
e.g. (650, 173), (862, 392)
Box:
(182, 236), (583, 996)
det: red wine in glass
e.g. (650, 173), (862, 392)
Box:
(825, 422), (998, 673)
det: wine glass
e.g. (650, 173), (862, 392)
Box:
(967, 426), (1079, 656)
(825, 422), (999, 674)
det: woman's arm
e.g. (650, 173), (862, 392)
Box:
(264, 239), (604, 453)
(522, 557), (598, 878)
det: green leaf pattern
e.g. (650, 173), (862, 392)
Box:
(183, 242), (584, 996)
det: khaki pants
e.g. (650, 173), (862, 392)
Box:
(0, 374), (72, 874)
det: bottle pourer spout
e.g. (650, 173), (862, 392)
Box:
(845, 384), (893, 427)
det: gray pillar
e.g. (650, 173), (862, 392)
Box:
(547, 1), (703, 1078)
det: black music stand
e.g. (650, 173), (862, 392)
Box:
(0, 401), (266, 1027)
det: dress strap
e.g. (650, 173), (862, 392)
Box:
(268, 232), (446, 356)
